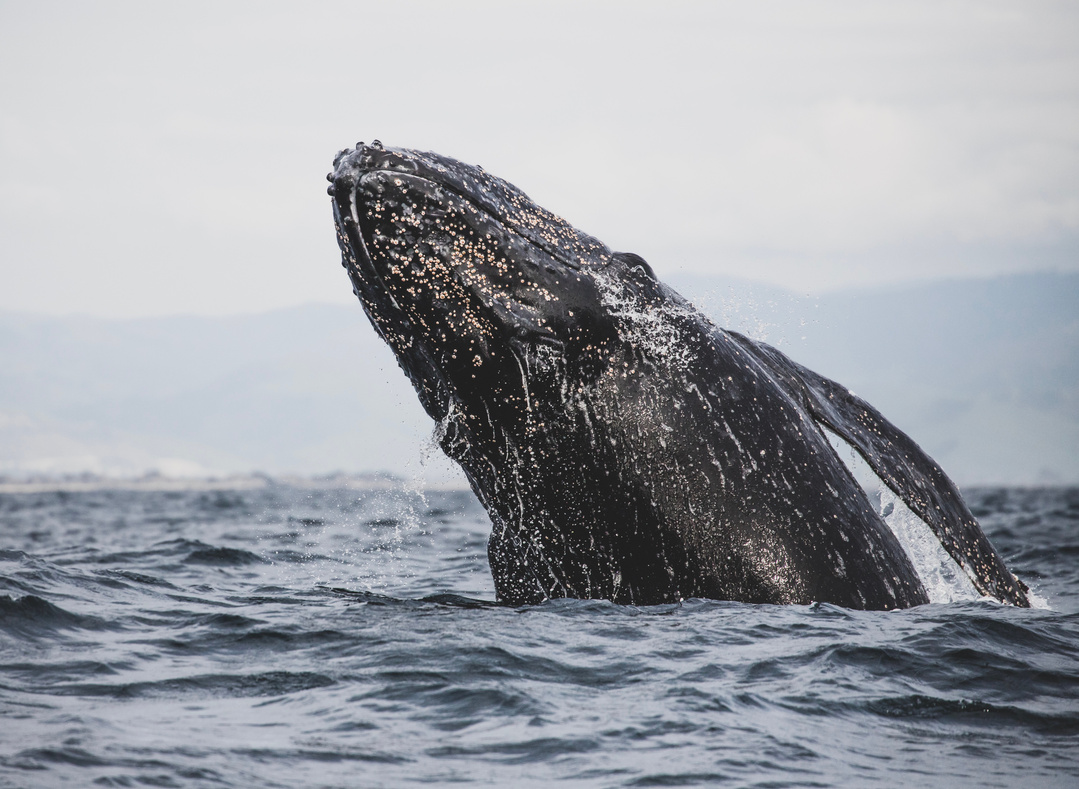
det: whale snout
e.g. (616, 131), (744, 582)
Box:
(328, 140), (425, 199)
(327, 146), (358, 196)
(327, 144), (364, 197)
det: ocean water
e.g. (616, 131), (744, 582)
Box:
(0, 482), (1076, 788)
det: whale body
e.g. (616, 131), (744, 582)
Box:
(328, 141), (1030, 609)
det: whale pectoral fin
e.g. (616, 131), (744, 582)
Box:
(730, 333), (1030, 607)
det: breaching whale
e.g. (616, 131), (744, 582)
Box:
(328, 141), (1030, 610)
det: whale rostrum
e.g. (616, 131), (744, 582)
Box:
(329, 142), (1030, 610)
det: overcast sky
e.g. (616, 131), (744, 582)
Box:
(2, 1), (1076, 318)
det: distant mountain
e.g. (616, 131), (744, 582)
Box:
(1, 272), (1075, 484)
(670, 271), (1079, 484)
(0, 306), (448, 481)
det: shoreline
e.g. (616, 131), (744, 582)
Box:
(0, 473), (471, 494)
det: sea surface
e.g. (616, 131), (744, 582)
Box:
(0, 481), (1076, 788)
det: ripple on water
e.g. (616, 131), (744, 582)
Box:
(0, 485), (1075, 788)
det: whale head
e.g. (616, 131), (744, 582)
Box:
(328, 142), (659, 429)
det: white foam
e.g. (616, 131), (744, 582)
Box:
(593, 270), (696, 369)
(1026, 586), (1053, 610)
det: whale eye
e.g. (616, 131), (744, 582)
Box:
(612, 252), (655, 280)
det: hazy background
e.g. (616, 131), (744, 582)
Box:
(1, 1), (1076, 484)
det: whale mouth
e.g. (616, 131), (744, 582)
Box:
(329, 145), (458, 422)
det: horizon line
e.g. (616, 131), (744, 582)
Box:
(1, 267), (1074, 323)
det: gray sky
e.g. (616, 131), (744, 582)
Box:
(2, 0), (1077, 317)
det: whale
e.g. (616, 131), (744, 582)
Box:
(328, 141), (1030, 610)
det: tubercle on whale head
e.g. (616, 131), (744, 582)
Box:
(329, 141), (658, 426)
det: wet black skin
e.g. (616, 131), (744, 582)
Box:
(329, 141), (1030, 609)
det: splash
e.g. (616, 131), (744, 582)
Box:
(592, 269), (696, 370)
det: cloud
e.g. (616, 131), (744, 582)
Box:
(1, 1), (1077, 314)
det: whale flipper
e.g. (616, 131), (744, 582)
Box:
(732, 333), (1030, 607)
